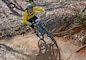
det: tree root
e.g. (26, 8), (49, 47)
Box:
(53, 25), (81, 37)
(76, 45), (86, 53)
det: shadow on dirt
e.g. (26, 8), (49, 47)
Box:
(36, 42), (60, 60)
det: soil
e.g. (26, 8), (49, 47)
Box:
(0, 33), (86, 60)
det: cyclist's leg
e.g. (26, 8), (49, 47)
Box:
(28, 20), (35, 33)
(35, 18), (46, 36)
(28, 16), (40, 37)
(28, 16), (38, 33)
(32, 16), (38, 33)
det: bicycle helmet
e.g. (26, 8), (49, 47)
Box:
(26, 4), (33, 10)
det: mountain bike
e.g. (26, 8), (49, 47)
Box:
(32, 18), (61, 60)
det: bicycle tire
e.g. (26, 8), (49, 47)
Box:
(38, 39), (47, 54)
(46, 43), (60, 60)
(41, 24), (61, 60)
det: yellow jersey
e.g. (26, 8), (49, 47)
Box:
(23, 7), (45, 25)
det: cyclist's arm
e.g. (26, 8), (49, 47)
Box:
(33, 7), (46, 13)
(23, 11), (30, 25)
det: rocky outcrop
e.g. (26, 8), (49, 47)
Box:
(0, 44), (35, 60)
(43, 1), (86, 32)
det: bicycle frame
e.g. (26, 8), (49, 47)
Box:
(32, 20), (45, 39)
(32, 19), (61, 60)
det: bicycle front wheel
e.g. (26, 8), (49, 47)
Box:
(38, 39), (47, 54)
(41, 24), (61, 60)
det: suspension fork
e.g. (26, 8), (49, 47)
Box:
(41, 24), (56, 43)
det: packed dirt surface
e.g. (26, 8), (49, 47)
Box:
(56, 37), (86, 60)
(0, 0), (86, 60)
(0, 33), (86, 60)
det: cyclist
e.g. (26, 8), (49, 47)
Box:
(23, 3), (46, 34)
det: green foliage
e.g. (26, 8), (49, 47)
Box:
(26, 0), (35, 6)
(82, 37), (86, 45)
(21, 23), (27, 27)
(15, 23), (27, 33)
(76, 13), (83, 24)
(75, 8), (86, 25)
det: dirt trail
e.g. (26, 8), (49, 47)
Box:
(56, 37), (86, 60)
(0, 33), (86, 60)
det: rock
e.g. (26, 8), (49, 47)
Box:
(0, 44), (35, 60)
